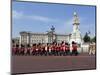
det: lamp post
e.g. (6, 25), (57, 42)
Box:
(50, 25), (55, 43)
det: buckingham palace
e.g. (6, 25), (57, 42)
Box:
(20, 29), (71, 45)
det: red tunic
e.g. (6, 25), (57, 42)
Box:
(27, 48), (31, 51)
(15, 47), (19, 51)
(32, 46), (36, 51)
(21, 47), (24, 51)
(52, 46), (55, 51)
(72, 44), (77, 51)
(12, 47), (16, 53)
(56, 46), (60, 51)
(60, 46), (62, 51)
(61, 44), (65, 51)
(65, 45), (70, 51)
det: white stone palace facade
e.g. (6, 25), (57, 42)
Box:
(20, 32), (70, 45)
(19, 12), (82, 46)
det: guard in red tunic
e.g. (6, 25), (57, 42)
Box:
(45, 45), (48, 56)
(26, 44), (31, 55)
(12, 45), (16, 55)
(42, 44), (45, 56)
(72, 41), (78, 56)
(15, 44), (19, 55)
(59, 41), (64, 56)
(58, 44), (61, 56)
(56, 44), (59, 56)
(51, 43), (55, 56)
(52, 44), (56, 56)
(32, 44), (36, 56)
(65, 43), (70, 55)
(48, 45), (52, 56)
(59, 43), (62, 56)
(47, 44), (50, 56)
(20, 44), (25, 55)
(38, 43), (41, 56)
(62, 41), (65, 56)
(54, 43), (58, 56)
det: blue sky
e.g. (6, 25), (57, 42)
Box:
(12, 1), (96, 38)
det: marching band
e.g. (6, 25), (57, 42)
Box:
(12, 41), (78, 56)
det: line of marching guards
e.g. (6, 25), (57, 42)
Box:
(12, 41), (78, 56)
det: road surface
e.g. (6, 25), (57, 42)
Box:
(11, 54), (96, 74)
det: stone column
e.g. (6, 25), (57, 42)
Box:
(27, 34), (29, 44)
(19, 35), (22, 46)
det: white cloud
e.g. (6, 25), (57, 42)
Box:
(28, 15), (57, 22)
(12, 10), (58, 22)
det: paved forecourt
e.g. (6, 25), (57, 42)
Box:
(11, 54), (96, 74)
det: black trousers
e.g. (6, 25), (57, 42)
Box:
(20, 50), (24, 55)
(65, 50), (70, 55)
(15, 50), (19, 55)
(71, 50), (78, 56)
(26, 50), (30, 55)
(59, 50), (64, 56)
(41, 50), (47, 56)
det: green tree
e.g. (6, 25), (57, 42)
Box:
(83, 32), (91, 42)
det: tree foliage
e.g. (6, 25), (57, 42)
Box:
(83, 32), (91, 42)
